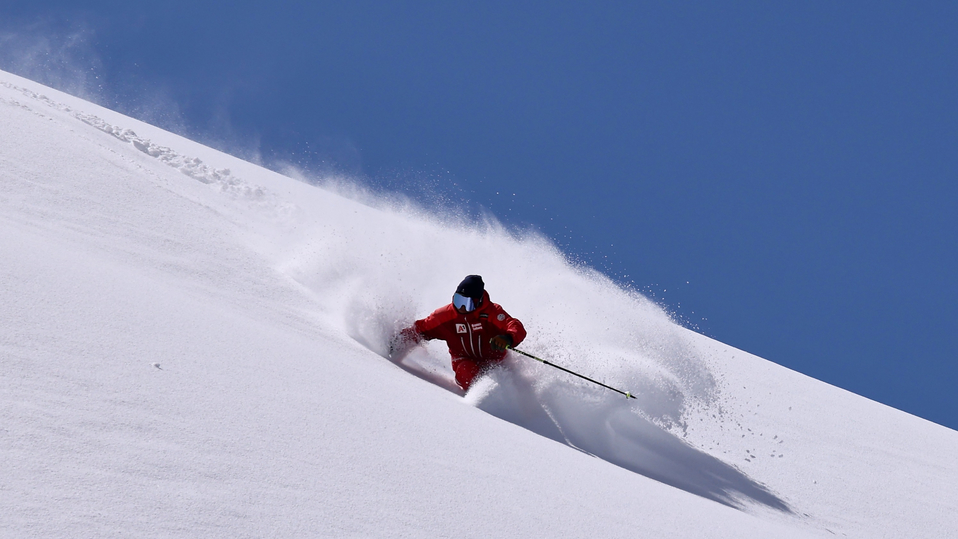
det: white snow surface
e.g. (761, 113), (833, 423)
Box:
(1, 69), (956, 538)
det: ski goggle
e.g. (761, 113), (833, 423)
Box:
(453, 293), (477, 312)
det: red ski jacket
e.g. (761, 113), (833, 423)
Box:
(410, 291), (526, 361)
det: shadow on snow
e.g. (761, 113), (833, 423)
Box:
(351, 323), (789, 513)
(466, 358), (789, 513)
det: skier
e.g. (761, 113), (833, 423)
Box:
(390, 275), (527, 391)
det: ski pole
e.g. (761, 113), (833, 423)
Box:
(508, 346), (637, 399)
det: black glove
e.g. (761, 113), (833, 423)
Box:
(489, 334), (513, 351)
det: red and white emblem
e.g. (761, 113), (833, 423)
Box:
(456, 324), (467, 334)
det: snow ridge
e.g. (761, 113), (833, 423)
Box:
(1, 79), (263, 199)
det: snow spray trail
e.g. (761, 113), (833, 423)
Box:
(263, 179), (789, 511)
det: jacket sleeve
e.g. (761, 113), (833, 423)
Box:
(413, 305), (456, 341)
(389, 306), (447, 359)
(492, 307), (526, 347)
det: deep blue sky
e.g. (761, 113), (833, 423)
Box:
(4, 2), (957, 429)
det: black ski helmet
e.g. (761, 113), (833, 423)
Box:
(456, 275), (484, 300)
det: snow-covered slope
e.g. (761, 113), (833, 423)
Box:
(1, 69), (956, 538)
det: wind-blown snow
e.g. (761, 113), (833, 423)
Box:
(2, 69), (956, 538)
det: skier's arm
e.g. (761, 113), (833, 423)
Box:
(491, 307), (526, 348)
(389, 307), (453, 359)
(505, 317), (526, 346)
(414, 306), (458, 341)
(387, 326), (421, 360)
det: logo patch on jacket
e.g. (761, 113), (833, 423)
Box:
(497, 314), (506, 321)
(456, 324), (467, 334)
(471, 323), (483, 331)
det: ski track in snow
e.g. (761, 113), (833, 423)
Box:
(0, 80), (265, 200)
